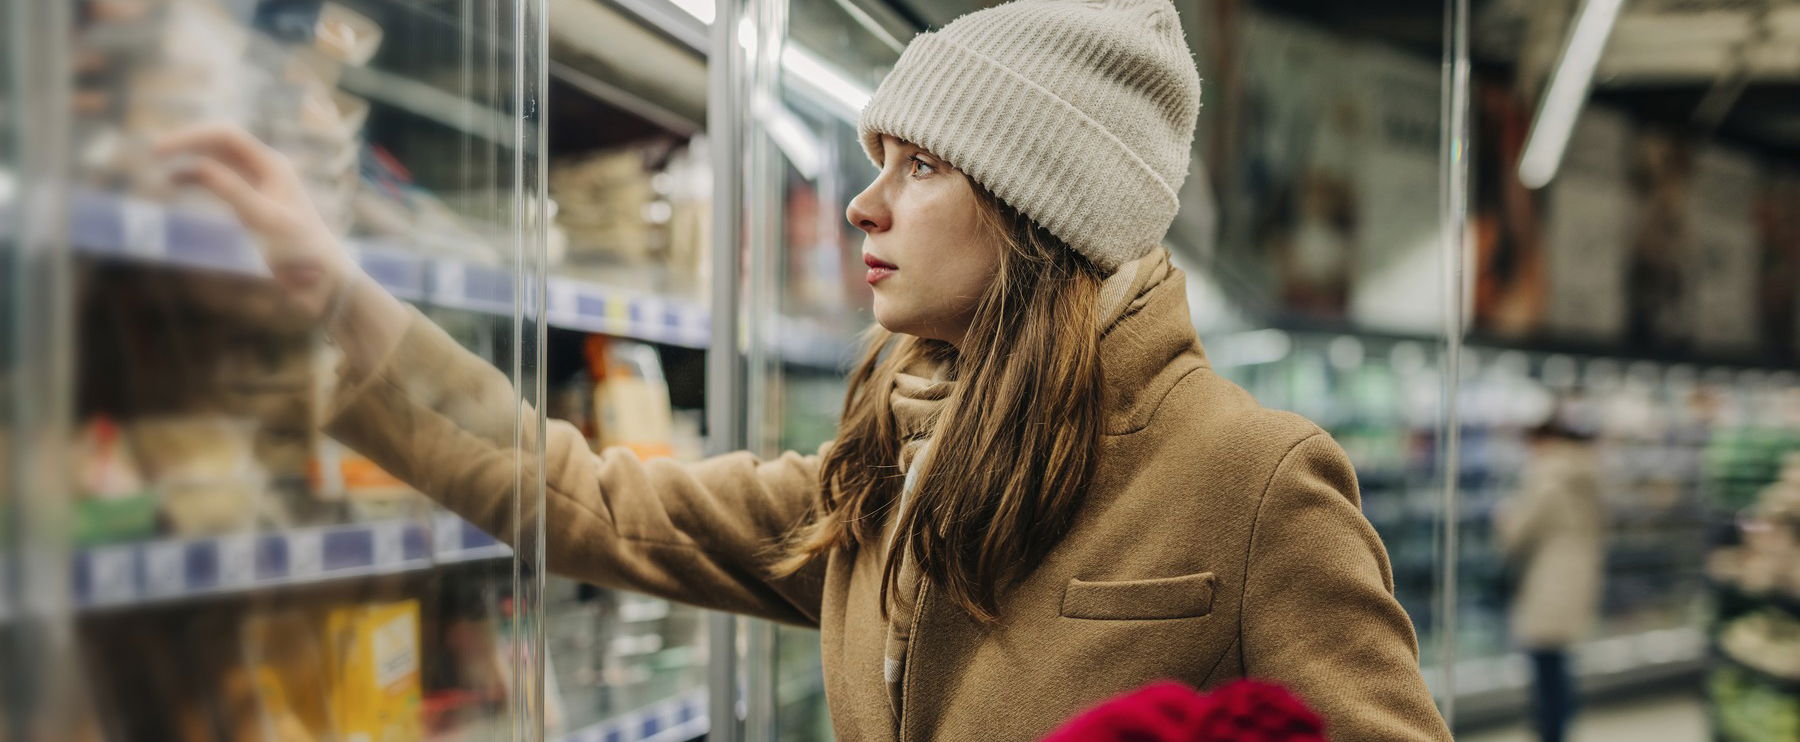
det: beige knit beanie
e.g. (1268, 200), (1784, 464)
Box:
(858, 0), (1202, 273)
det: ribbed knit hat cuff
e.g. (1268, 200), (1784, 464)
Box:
(858, 32), (1180, 273)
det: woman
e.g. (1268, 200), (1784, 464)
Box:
(1495, 416), (1606, 742)
(158, 0), (1451, 739)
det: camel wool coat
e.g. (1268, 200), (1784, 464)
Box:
(325, 250), (1452, 741)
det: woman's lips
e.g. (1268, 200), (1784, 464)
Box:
(864, 253), (897, 285)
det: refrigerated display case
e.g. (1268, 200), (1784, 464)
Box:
(8, 1), (1492, 741)
(2, 0), (560, 739)
(729, 0), (900, 738)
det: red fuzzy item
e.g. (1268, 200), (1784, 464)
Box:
(1039, 679), (1327, 742)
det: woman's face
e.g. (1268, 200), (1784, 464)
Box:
(846, 134), (1002, 346)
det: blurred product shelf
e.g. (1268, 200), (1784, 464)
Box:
(557, 687), (708, 742)
(1445, 627), (1710, 728)
(0, 187), (855, 367)
(71, 511), (508, 611)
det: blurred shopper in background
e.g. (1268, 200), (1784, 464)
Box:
(1495, 404), (1607, 742)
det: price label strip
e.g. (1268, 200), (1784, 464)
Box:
(287, 529), (324, 580)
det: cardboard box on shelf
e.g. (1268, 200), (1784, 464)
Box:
(325, 600), (424, 742)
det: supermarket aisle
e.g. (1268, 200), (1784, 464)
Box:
(1458, 689), (1709, 742)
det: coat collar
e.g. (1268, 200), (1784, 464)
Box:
(887, 247), (1206, 441)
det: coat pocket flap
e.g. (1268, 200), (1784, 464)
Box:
(1061, 571), (1217, 620)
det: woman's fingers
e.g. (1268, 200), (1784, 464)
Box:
(154, 123), (283, 188)
(176, 158), (279, 230)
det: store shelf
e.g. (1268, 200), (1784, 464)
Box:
(1436, 627), (1707, 698)
(560, 687), (708, 742)
(7, 189), (870, 362)
(72, 511), (508, 611)
(16, 189), (715, 348)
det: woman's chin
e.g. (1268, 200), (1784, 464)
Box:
(870, 301), (921, 338)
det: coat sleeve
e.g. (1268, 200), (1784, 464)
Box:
(323, 305), (827, 627)
(1240, 432), (1452, 742)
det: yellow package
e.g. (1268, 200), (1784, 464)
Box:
(326, 600), (423, 742)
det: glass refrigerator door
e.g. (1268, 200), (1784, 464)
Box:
(732, 0), (903, 739)
(4, 1), (551, 740)
(1196, 0), (1470, 721)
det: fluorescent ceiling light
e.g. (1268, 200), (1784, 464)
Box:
(753, 92), (824, 179)
(668, 0), (873, 119)
(1519, 0), (1624, 189)
(782, 45), (872, 115)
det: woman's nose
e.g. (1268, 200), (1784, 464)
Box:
(846, 187), (888, 234)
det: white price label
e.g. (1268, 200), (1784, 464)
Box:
(218, 534), (256, 588)
(434, 512), (463, 556)
(288, 530), (324, 578)
(144, 542), (186, 598)
(548, 280), (578, 321)
(634, 296), (661, 337)
(373, 522), (404, 566)
(433, 261), (467, 304)
(118, 198), (167, 260)
(89, 546), (137, 605)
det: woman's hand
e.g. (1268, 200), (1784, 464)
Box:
(153, 123), (359, 323)
(155, 123), (411, 380)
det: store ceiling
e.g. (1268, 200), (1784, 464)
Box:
(881, 0), (1800, 159)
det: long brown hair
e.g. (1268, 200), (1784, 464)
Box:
(771, 182), (1108, 623)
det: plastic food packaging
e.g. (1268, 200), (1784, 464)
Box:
(128, 415), (272, 535)
(72, 415), (160, 545)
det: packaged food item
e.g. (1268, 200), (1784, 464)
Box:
(209, 333), (333, 524)
(264, 75), (367, 234)
(312, 2), (384, 67)
(554, 146), (662, 264)
(84, 0), (255, 197)
(71, 415), (160, 545)
(662, 136), (712, 295)
(309, 438), (429, 522)
(325, 600), (424, 742)
(128, 414), (272, 534)
(253, 0), (384, 78)
(585, 336), (675, 459)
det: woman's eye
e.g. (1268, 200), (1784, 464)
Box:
(909, 156), (935, 177)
